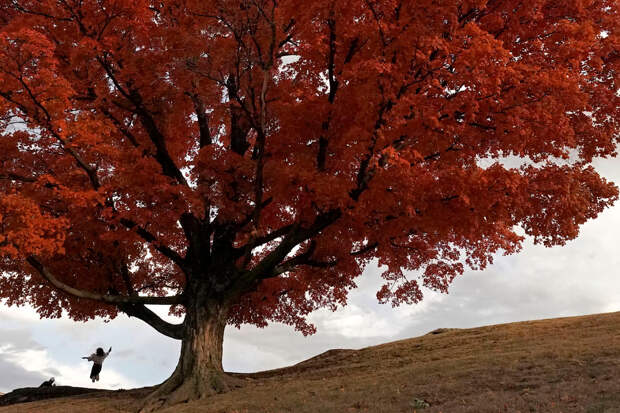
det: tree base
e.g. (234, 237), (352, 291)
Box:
(137, 370), (243, 412)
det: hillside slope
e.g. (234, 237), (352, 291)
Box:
(1, 311), (619, 412)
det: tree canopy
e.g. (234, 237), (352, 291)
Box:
(0, 0), (617, 409)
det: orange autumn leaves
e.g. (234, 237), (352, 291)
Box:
(0, 0), (617, 331)
(0, 193), (68, 258)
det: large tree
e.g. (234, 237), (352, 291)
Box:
(0, 0), (617, 410)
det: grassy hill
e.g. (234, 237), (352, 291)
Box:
(1, 311), (618, 412)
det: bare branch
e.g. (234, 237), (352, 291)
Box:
(119, 218), (187, 269)
(0, 173), (36, 183)
(266, 241), (337, 279)
(100, 108), (141, 148)
(350, 241), (379, 256)
(0, 85), (101, 190)
(98, 57), (189, 187)
(117, 302), (184, 339)
(236, 209), (341, 286)
(119, 259), (135, 295)
(27, 256), (184, 305)
(235, 223), (295, 258)
(188, 93), (212, 147)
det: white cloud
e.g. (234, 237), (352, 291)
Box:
(314, 304), (396, 338)
(0, 332), (138, 392)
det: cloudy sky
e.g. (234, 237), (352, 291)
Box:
(0, 156), (618, 394)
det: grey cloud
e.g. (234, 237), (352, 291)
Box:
(0, 328), (53, 393)
(0, 329), (43, 353)
(0, 356), (49, 392)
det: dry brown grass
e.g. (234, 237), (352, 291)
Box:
(2, 311), (619, 413)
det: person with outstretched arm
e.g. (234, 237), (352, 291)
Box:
(82, 347), (112, 383)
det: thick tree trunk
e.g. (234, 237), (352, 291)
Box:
(139, 299), (242, 412)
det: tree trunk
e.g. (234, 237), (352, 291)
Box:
(139, 299), (242, 412)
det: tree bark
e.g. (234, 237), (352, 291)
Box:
(139, 297), (242, 412)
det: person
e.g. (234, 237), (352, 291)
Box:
(39, 377), (55, 387)
(82, 347), (112, 383)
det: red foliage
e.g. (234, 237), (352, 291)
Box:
(0, 0), (617, 335)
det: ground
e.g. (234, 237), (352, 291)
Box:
(0, 311), (619, 412)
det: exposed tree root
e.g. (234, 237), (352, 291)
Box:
(137, 371), (243, 413)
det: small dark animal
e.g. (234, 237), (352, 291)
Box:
(39, 377), (55, 387)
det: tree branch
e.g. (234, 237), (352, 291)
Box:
(317, 13), (338, 171)
(249, 70), (271, 229)
(0, 85), (101, 190)
(265, 241), (338, 279)
(117, 302), (184, 339)
(350, 241), (379, 256)
(27, 256), (184, 305)
(119, 258), (135, 295)
(188, 93), (212, 148)
(236, 209), (341, 286)
(234, 223), (295, 258)
(119, 218), (187, 269)
(0, 173), (36, 183)
(100, 107), (141, 148)
(98, 56), (189, 187)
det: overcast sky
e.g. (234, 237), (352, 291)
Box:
(0, 156), (618, 394)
